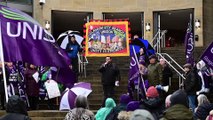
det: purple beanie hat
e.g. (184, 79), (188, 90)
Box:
(120, 94), (131, 104)
(126, 101), (140, 111)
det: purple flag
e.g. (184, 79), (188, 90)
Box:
(0, 5), (69, 67)
(200, 41), (213, 70)
(129, 53), (140, 83)
(184, 20), (194, 65)
(128, 48), (140, 97)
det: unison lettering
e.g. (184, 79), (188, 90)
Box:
(6, 22), (55, 43)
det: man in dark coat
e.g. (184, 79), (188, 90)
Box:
(183, 63), (198, 112)
(159, 58), (173, 86)
(0, 95), (31, 120)
(98, 56), (121, 107)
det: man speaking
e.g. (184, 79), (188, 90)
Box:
(98, 56), (121, 107)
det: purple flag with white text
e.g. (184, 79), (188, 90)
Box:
(0, 5), (69, 67)
(128, 47), (140, 97)
(0, 5), (76, 88)
(184, 20), (194, 65)
(200, 41), (213, 70)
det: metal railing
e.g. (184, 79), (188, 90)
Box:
(152, 29), (186, 88)
(152, 30), (167, 53)
(78, 53), (89, 78)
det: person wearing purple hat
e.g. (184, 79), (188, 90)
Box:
(117, 101), (140, 120)
(106, 94), (132, 120)
(137, 47), (149, 66)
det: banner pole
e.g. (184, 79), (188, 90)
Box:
(132, 46), (147, 100)
(0, 20), (9, 102)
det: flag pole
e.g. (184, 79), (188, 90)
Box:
(132, 46), (147, 100)
(0, 20), (8, 102)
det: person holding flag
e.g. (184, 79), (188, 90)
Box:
(0, 4), (75, 102)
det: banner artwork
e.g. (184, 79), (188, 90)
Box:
(85, 21), (130, 57)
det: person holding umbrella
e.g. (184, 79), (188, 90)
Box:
(66, 35), (83, 80)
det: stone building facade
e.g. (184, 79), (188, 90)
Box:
(33, 0), (209, 47)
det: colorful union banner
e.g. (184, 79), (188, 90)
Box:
(85, 21), (130, 57)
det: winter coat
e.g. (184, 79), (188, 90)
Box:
(95, 98), (116, 120)
(64, 108), (94, 120)
(66, 42), (82, 58)
(160, 104), (193, 120)
(194, 103), (213, 120)
(184, 70), (198, 95)
(0, 95), (30, 120)
(162, 65), (173, 86)
(25, 68), (39, 97)
(140, 97), (164, 120)
(98, 62), (121, 85)
(106, 103), (127, 120)
(147, 63), (163, 86)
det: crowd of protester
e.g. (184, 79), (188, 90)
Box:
(0, 36), (213, 120)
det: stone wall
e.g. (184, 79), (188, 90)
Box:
(203, 0), (213, 46)
(33, 0), (203, 46)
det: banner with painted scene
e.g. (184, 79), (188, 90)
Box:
(85, 21), (130, 57)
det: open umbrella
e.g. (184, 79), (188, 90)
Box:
(130, 38), (155, 56)
(59, 82), (92, 110)
(57, 30), (84, 49)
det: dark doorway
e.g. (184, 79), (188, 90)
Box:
(103, 12), (144, 39)
(52, 10), (93, 39)
(153, 9), (194, 47)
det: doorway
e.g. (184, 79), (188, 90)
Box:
(153, 9), (194, 47)
(103, 12), (144, 39)
(52, 10), (93, 39)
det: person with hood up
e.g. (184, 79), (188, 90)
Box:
(194, 94), (213, 120)
(117, 101), (140, 120)
(95, 98), (116, 120)
(106, 94), (132, 120)
(0, 95), (31, 120)
(160, 89), (193, 120)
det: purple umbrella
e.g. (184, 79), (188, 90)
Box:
(59, 82), (92, 110)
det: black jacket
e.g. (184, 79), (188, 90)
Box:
(0, 95), (31, 120)
(194, 103), (213, 120)
(162, 65), (173, 86)
(140, 97), (164, 120)
(184, 70), (198, 95)
(98, 62), (120, 85)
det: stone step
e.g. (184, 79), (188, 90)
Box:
(31, 117), (64, 120)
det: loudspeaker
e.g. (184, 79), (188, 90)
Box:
(156, 85), (169, 92)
